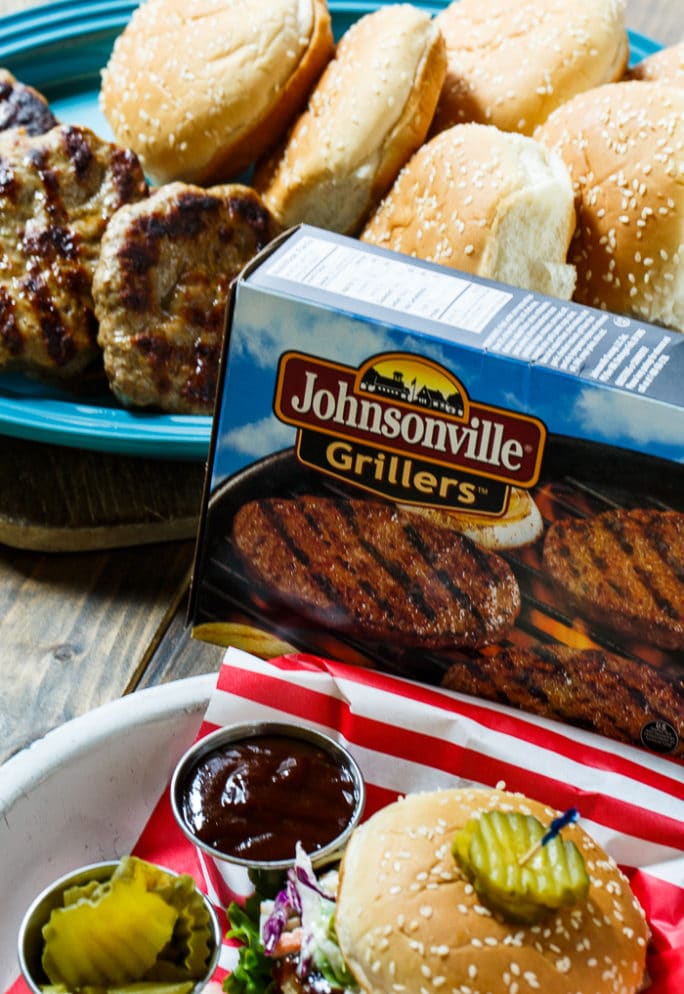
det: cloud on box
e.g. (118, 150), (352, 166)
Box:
(220, 414), (295, 459)
(572, 388), (684, 459)
(232, 301), (460, 372)
(233, 305), (394, 368)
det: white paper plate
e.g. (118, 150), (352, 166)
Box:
(0, 674), (216, 988)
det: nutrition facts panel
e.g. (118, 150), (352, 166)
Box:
(262, 232), (513, 335)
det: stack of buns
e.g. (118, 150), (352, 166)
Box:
(94, 0), (684, 344)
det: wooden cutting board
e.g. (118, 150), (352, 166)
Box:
(0, 435), (205, 550)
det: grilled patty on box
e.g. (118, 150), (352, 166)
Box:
(442, 642), (683, 755)
(543, 507), (684, 650)
(232, 496), (521, 649)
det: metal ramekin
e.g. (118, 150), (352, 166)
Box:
(170, 720), (366, 906)
(17, 859), (221, 992)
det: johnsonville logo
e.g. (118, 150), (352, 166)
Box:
(274, 351), (546, 515)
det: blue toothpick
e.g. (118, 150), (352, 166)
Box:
(518, 808), (580, 866)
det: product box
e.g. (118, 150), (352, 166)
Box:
(189, 224), (684, 761)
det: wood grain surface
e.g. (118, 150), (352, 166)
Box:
(0, 538), (197, 761)
(0, 437), (204, 551)
(0, 0), (681, 768)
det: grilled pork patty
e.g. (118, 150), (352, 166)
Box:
(442, 642), (683, 755)
(232, 496), (521, 649)
(543, 507), (684, 650)
(0, 69), (57, 136)
(94, 182), (280, 413)
(0, 124), (147, 378)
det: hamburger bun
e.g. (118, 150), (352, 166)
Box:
(361, 124), (577, 300)
(400, 488), (544, 551)
(536, 81), (684, 331)
(99, 0), (334, 185)
(336, 788), (649, 994)
(431, 0), (629, 136)
(627, 40), (684, 87)
(253, 4), (447, 235)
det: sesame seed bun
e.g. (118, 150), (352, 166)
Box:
(253, 5), (447, 235)
(431, 0), (629, 136)
(536, 81), (684, 331)
(99, 0), (334, 185)
(335, 788), (649, 994)
(627, 40), (684, 87)
(360, 124), (577, 300)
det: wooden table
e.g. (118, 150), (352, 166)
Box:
(0, 0), (681, 767)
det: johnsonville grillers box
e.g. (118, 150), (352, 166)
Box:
(189, 224), (684, 763)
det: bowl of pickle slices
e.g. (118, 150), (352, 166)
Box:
(17, 855), (221, 994)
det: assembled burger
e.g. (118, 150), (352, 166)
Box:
(250, 787), (649, 994)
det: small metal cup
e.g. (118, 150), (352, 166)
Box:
(17, 859), (221, 993)
(170, 721), (366, 906)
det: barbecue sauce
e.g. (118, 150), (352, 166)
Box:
(180, 733), (359, 861)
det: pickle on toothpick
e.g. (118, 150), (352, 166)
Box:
(452, 809), (589, 924)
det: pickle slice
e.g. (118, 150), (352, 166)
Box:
(39, 856), (214, 991)
(42, 876), (178, 986)
(452, 810), (589, 924)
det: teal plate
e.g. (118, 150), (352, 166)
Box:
(0, 1), (662, 460)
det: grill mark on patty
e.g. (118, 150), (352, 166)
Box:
(22, 224), (80, 262)
(260, 500), (342, 608)
(402, 519), (481, 621)
(109, 146), (148, 203)
(28, 147), (62, 222)
(118, 193), (223, 312)
(180, 339), (221, 408)
(298, 501), (400, 621)
(62, 125), (94, 180)
(604, 512), (681, 621)
(21, 269), (74, 366)
(0, 156), (16, 198)
(0, 71), (57, 136)
(337, 499), (439, 625)
(0, 287), (21, 355)
(226, 192), (277, 248)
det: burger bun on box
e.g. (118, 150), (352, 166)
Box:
(99, 0), (334, 185)
(400, 488), (544, 551)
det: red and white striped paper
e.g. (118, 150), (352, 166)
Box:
(8, 648), (684, 994)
